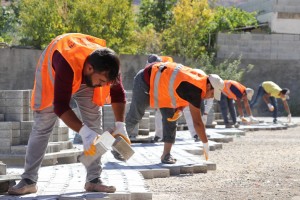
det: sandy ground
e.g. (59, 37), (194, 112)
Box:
(146, 124), (300, 200)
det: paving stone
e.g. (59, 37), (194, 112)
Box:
(0, 118), (297, 200)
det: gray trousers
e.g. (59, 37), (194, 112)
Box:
(22, 85), (103, 182)
(126, 69), (177, 143)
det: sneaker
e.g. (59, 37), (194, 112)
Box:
(8, 179), (37, 195)
(193, 135), (200, 142)
(85, 179), (116, 193)
(153, 136), (161, 143)
(273, 118), (278, 124)
(234, 123), (240, 128)
(250, 117), (259, 124)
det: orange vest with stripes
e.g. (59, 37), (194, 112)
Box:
(149, 62), (207, 108)
(160, 56), (173, 62)
(222, 80), (246, 100)
(31, 33), (111, 110)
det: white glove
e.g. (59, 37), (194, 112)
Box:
(202, 114), (208, 125)
(79, 125), (98, 154)
(267, 103), (274, 111)
(287, 114), (292, 123)
(112, 122), (131, 144)
(203, 143), (209, 161)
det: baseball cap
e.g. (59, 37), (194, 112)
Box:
(246, 88), (254, 101)
(147, 54), (162, 64)
(208, 74), (224, 101)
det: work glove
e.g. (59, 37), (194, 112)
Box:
(287, 114), (292, 123)
(112, 122), (131, 144)
(79, 125), (98, 156)
(203, 142), (209, 161)
(267, 103), (274, 112)
(202, 114), (208, 124)
(167, 109), (183, 122)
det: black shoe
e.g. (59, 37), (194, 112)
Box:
(153, 136), (161, 143)
(273, 118), (278, 124)
(193, 135), (200, 142)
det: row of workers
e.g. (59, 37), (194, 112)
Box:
(7, 33), (291, 196)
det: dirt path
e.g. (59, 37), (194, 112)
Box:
(146, 125), (300, 200)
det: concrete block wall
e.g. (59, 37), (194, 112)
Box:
(216, 32), (300, 115)
(217, 33), (300, 60)
(0, 90), (81, 166)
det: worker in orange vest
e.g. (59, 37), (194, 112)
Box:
(125, 61), (224, 164)
(220, 80), (258, 128)
(8, 33), (128, 195)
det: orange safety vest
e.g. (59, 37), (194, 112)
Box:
(160, 56), (173, 62)
(31, 33), (111, 110)
(222, 80), (246, 100)
(149, 62), (207, 108)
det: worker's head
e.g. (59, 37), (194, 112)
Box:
(84, 48), (120, 87)
(280, 88), (290, 100)
(246, 88), (254, 101)
(147, 54), (162, 64)
(206, 74), (224, 100)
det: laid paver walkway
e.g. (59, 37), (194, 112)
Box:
(1, 117), (297, 200)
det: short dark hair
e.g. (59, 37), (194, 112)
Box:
(87, 48), (120, 82)
(147, 54), (162, 63)
(281, 88), (289, 95)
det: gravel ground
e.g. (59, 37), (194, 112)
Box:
(146, 122), (300, 200)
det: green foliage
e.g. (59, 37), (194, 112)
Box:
(133, 24), (162, 54)
(67, 0), (137, 54)
(0, 0), (19, 43)
(161, 0), (214, 58)
(16, 0), (136, 52)
(211, 6), (258, 33)
(137, 0), (177, 32)
(185, 52), (253, 82)
(18, 0), (67, 49)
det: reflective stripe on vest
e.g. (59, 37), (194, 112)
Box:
(149, 63), (207, 108)
(31, 33), (109, 110)
(33, 35), (65, 109)
(153, 64), (183, 107)
(222, 80), (246, 100)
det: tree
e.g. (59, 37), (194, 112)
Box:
(16, 0), (137, 52)
(67, 0), (137, 54)
(161, 0), (214, 58)
(18, 0), (66, 49)
(137, 0), (177, 32)
(212, 6), (257, 33)
(0, 0), (19, 44)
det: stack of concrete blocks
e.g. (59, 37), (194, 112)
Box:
(103, 90), (154, 141)
(0, 90), (82, 166)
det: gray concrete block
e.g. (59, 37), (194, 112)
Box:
(0, 122), (20, 130)
(131, 192), (152, 200)
(108, 193), (130, 200)
(192, 164), (208, 173)
(180, 165), (194, 174)
(20, 121), (33, 130)
(0, 146), (11, 154)
(10, 145), (27, 154)
(5, 113), (30, 121)
(0, 161), (6, 175)
(0, 129), (20, 138)
(152, 168), (170, 178)
(112, 136), (135, 161)
(139, 169), (153, 179)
